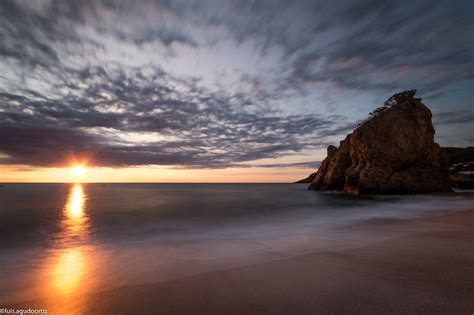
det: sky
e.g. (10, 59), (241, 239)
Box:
(0, 0), (473, 182)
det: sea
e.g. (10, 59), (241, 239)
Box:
(0, 183), (472, 306)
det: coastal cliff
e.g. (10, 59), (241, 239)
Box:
(308, 90), (452, 195)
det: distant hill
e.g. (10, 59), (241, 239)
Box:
(442, 147), (474, 164)
(294, 172), (316, 183)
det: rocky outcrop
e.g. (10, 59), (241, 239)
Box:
(295, 172), (316, 183)
(450, 174), (474, 189)
(308, 90), (452, 195)
(448, 159), (474, 189)
(443, 147), (474, 189)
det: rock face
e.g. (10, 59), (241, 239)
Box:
(308, 90), (452, 195)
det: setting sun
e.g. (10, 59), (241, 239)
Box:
(72, 166), (85, 178)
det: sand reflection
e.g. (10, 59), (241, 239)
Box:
(52, 247), (86, 295)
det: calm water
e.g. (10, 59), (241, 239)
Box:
(0, 183), (472, 309)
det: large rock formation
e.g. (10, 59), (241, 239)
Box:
(308, 90), (452, 195)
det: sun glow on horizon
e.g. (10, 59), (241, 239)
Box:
(70, 165), (86, 182)
(0, 164), (316, 183)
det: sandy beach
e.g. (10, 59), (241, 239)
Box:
(9, 205), (474, 314)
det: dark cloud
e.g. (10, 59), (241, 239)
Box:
(433, 110), (474, 126)
(0, 0), (64, 67)
(164, 0), (474, 93)
(128, 28), (197, 47)
(0, 0), (196, 70)
(3, 0), (472, 93)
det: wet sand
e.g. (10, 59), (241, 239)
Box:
(9, 208), (474, 314)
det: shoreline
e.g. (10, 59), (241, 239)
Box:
(8, 205), (474, 314)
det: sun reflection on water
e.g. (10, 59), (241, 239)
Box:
(41, 183), (96, 312)
(59, 184), (90, 241)
(67, 184), (85, 219)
